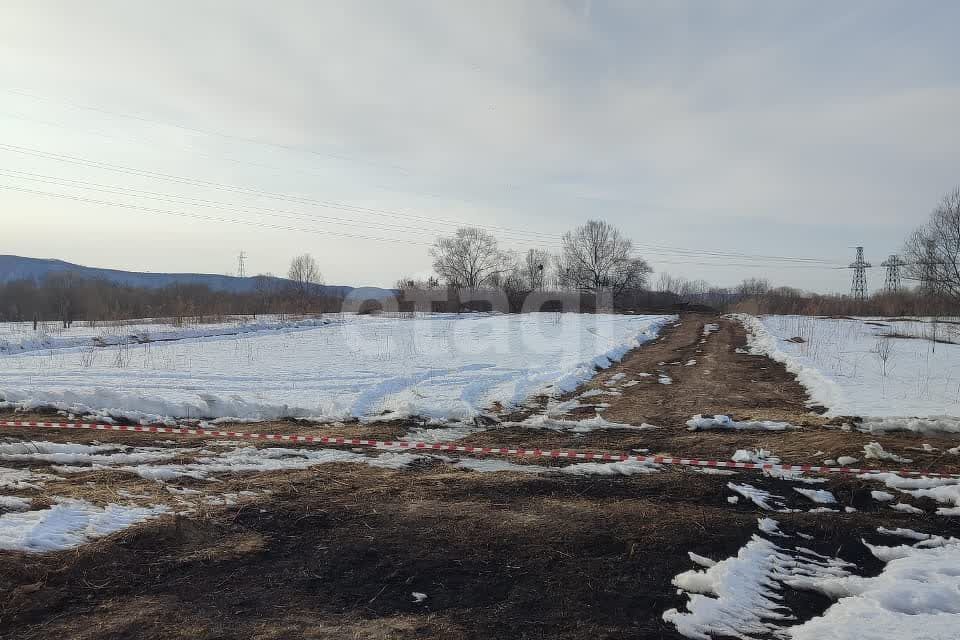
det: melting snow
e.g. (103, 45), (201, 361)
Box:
(787, 531), (960, 640)
(0, 466), (59, 490)
(0, 498), (168, 552)
(727, 483), (794, 512)
(0, 496), (32, 512)
(687, 415), (792, 431)
(861, 472), (960, 517)
(732, 449), (781, 464)
(664, 519), (960, 640)
(505, 414), (655, 432)
(793, 488), (837, 504)
(663, 519), (852, 639)
(863, 442), (912, 463)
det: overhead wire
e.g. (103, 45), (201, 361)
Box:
(0, 142), (849, 267)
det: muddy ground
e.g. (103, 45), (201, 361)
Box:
(1, 314), (957, 639)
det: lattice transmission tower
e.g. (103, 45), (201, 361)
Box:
(237, 251), (247, 278)
(849, 246), (871, 300)
(881, 254), (905, 292)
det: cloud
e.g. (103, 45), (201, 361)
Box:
(0, 1), (958, 290)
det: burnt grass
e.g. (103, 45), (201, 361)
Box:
(1, 313), (958, 639)
(6, 466), (953, 640)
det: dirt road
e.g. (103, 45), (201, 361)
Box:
(1, 314), (956, 640)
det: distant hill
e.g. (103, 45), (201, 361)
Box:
(0, 255), (395, 300)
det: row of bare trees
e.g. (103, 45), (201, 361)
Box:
(399, 220), (656, 311)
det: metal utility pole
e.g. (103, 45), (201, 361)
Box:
(881, 254), (905, 292)
(237, 251), (247, 278)
(849, 246), (871, 300)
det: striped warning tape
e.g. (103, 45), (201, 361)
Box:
(2, 419), (959, 478)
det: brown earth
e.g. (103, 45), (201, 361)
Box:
(1, 313), (958, 639)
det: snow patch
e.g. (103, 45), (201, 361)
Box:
(0, 498), (168, 552)
(793, 488), (837, 504)
(863, 442), (913, 464)
(687, 414), (792, 432)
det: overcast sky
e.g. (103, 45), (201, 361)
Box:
(1, 1), (958, 292)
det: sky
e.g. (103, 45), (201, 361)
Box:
(1, 1), (958, 292)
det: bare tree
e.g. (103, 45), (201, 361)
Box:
(557, 220), (652, 294)
(904, 188), (960, 302)
(287, 254), (324, 312)
(656, 273), (683, 294)
(736, 278), (771, 298)
(430, 227), (509, 290)
(873, 336), (895, 377)
(522, 249), (551, 291)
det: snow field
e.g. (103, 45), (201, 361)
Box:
(734, 314), (960, 426)
(0, 315), (332, 355)
(0, 313), (674, 424)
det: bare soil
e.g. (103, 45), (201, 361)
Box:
(1, 313), (957, 639)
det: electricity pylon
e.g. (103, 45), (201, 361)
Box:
(881, 254), (905, 292)
(849, 247), (871, 300)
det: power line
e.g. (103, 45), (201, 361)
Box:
(0, 142), (563, 245)
(0, 168), (545, 248)
(4, 164), (851, 268)
(0, 183), (438, 248)
(1, 181), (854, 273)
(0, 104), (854, 267)
(0, 90), (861, 269)
(2, 88), (846, 222)
(0, 142), (851, 267)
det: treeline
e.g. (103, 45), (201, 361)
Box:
(0, 273), (346, 325)
(730, 288), (958, 317)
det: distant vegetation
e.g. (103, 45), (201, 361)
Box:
(0, 254), (346, 325)
(4, 190), (958, 324)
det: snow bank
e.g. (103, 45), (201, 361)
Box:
(732, 314), (960, 422)
(0, 313), (674, 423)
(0, 498), (168, 552)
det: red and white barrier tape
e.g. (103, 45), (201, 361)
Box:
(2, 419), (959, 478)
